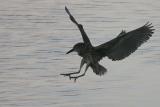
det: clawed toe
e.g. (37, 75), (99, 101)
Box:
(61, 72), (85, 82)
(70, 76), (78, 82)
(60, 73), (71, 76)
(60, 73), (75, 81)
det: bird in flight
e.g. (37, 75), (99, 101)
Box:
(61, 6), (154, 82)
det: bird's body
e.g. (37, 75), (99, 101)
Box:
(61, 6), (155, 81)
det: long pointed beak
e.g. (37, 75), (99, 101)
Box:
(66, 48), (74, 54)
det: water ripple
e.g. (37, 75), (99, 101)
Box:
(0, 0), (160, 107)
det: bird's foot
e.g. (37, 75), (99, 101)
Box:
(69, 76), (78, 82)
(60, 73), (74, 80)
(60, 71), (80, 78)
(60, 73), (71, 77)
(61, 72), (84, 82)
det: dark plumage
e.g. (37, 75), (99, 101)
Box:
(61, 6), (155, 81)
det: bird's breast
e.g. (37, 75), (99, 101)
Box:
(83, 52), (100, 64)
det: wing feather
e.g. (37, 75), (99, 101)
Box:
(95, 22), (154, 61)
(65, 6), (92, 47)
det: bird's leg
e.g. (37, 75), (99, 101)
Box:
(70, 63), (89, 82)
(60, 59), (85, 77)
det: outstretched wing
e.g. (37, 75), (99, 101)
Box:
(95, 22), (154, 61)
(65, 6), (92, 47)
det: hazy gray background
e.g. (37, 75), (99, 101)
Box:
(0, 0), (160, 107)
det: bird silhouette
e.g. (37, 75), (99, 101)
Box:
(61, 6), (154, 82)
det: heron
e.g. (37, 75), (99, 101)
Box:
(61, 6), (154, 82)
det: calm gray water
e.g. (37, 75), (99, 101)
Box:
(0, 0), (160, 107)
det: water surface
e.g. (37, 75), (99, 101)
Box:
(0, 0), (160, 107)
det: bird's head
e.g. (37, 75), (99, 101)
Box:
(66, 42), (85, 54)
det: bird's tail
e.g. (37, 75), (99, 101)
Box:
(91, 63), (107, 76)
